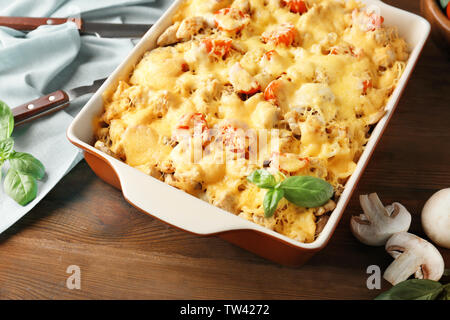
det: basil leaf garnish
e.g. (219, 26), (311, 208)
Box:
(375, 279), (445, 300)
(280, 175), (334, 208)
(9, 152), (45, 180)
(247, 170), (334, 216)
(440, 0), (449, 10)
(263, 188), (284, 218)
(3, 169), (38, 206)
(0, 100), (14, 141)
(247, 169), (277, 189)
(0, 137), (14, 160)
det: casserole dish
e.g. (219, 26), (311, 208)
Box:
(67, 0), (430, 266)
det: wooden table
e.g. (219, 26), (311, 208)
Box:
(0, 0), (448, 300)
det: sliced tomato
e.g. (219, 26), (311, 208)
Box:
(282, 0), (308, 14)
(176, 112), (207, 130)
(352, 9), (384, 32)
(261, 23), (297, 46)
(368, 13), (384, 31)
(175, 112), (209, 145)
(181, 62), (190, 72)
(214, 7), (250, 33)
(362, 80), (372, 95)
(201, 38), (232, 59)
(264, 79), (284, 103)
(447, 3), (450, 19)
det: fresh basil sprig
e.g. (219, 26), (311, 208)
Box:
(247, 169), (277, 189)
(247, 169), (334, 218)
(375, 279), (450, 300)
(0, 100), (45, 206)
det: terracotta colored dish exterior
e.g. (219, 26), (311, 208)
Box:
(420, 0), (450, 51)
(67, 0), (430, 266)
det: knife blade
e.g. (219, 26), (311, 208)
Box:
(13, 78), (106, 126)
(81, 21), (152, 38)
(0, 16), (152, 38)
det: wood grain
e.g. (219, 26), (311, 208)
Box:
(0, 0), (449, 300)
(0, 16), (83, 31)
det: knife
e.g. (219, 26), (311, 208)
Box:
(13, 78), (106, 126)
(0, 16), (152, 38)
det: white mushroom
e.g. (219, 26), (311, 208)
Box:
(350, 193), (412, 246)
(384, 232), (445, 286)
(421, 188), (450, 249)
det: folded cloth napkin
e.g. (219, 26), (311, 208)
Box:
(0, 0), (174, 233)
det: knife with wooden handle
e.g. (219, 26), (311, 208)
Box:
(0, 16), (152, 38)
(13, 78), (106, 126)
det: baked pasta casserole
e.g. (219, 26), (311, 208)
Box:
(95, 0), (409, 243)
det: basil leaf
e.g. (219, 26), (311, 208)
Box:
(440, 0), (449, 9)
(441, 284), (450, 300)
(280, 176), (333, 208)
(247, 169), (277, 189)
(0, 100), (14, 141)
(3, 169), (38, 206)
(263, 188), (284, 218)
(9, 152), (45, 180)
(375, 279), (444, 300)
(0, 137), (14, 160)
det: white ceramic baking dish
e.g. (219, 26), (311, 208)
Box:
(67, 0), (430, 266)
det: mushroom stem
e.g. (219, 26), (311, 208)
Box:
(351, 193), (411, 246)
(383, 250), (421, 285)
(383, 232), (445, 286)
(360, 193), (390, 225)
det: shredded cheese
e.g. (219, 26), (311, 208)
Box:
(96, 0), (409, 243)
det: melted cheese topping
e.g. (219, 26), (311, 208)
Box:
(96, 0), (409, 243)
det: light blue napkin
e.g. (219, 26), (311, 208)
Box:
(0, 0), (174, 233)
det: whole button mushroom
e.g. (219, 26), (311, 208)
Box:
(383, 232), (445, 286)
(421, 188), (450, 249)
(350, 193), (412, 246)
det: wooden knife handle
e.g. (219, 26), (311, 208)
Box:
(0, 16), (82, 31)
(12, 91), (70, 126)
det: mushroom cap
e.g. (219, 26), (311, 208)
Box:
(384, 232), (445, 285)
(421, 188), (450, 249)
(350, 193), (411, 246)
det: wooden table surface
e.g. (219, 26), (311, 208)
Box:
(0, 0), (449, 300)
